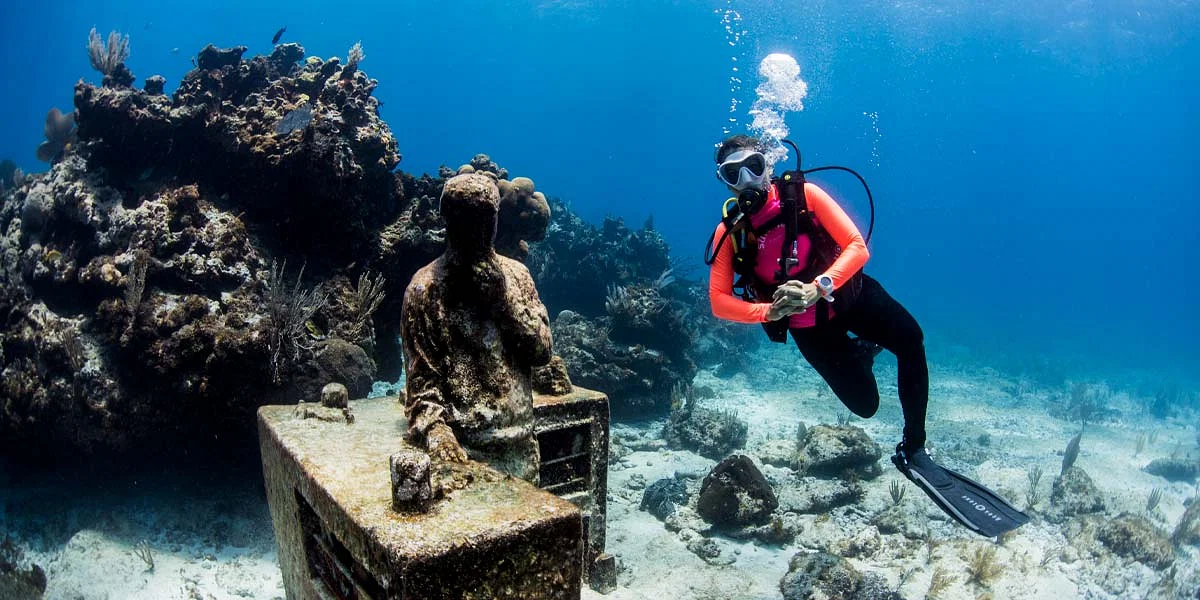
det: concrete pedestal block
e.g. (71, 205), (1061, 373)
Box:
(533, 387), (609, 569)
(259, 397), (583, 600)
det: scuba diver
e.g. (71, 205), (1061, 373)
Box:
(704, 134), (1027, 537)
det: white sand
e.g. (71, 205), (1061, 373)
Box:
(582, 346), (1198, 600)
(1, 471), (284, 600)
(5, 346), (1197, 599)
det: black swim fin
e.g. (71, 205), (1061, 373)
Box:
(892, 445), (1029, 537)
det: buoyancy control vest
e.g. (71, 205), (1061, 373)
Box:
(704, 171), (864, 342)
(705, 141), (877, 342)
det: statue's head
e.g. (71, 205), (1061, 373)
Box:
(440, 173), (500, 255)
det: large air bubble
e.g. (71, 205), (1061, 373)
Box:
(748, 53), (808, 165)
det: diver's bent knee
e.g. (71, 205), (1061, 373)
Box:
(897, 326), (925, 357)
(849, 403), (880, 419)
(841, 392), (880, 419)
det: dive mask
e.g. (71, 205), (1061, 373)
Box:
(716, 150), (769, 192)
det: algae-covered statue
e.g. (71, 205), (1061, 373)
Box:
(401, 173), (552, 482)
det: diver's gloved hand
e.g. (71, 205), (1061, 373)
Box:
(773, 280), (821, 309)
(426, 422), (469, 463)
(766, 294), (806, 321)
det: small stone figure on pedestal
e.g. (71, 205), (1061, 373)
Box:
(401, 173), (553, 483)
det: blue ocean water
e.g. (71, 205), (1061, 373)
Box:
(0, 0), (1195, 367)
(2, 3), (1200, 598)
(2, 0), (1197, 378)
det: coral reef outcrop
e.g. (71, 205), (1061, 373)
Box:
(0, 154), (379, 451)
(662, 384), (747, 459)
(0, 537), (45, 600)
(794, 424), (884, 479)
(779, 551), (900, 600)
(73, 42), (400, 263)
(1097, 513), (1174, 568)
(0, 42), (559, 455)
(1144, 456), (1200, 483)
(528, 205), (670, 317)
(549, 309), (694, 416)
(696, 454), (778, 528)
(1048, 465), (1106, 522)
(525, 202), (706, 416)
(0, 33), (736, 456)
(640, 477), (690, 521)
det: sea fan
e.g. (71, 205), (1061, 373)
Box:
(36, 108), (76, 162)
(87, 28), (130, 76)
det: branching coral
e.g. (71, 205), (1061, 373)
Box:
(668, 381), (694, 416)
(347, 41), (366, 67)
(339, 41), (367, 82)
(349, 270), (386, 339)
(926, 566), (954, 599)
(87, 28), (130, 76)
(1172, 497), (1200, 547)
(605, 283), (666, 320)
(133, 539), (154, 571)
(56, 322), (85, 373)
(604, 284), (634, 317)
(652, 267), (675, 291)
(265, 261), (327, 383)
(1146, 487), (1163, 513)
(1026, 464), (1044, 509)
(965, 545), (1003, 586)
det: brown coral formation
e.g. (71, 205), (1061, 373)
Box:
(495, 175), (551, 260)
(401, 174), (553, 482)
(0, 155), (375, 451)
(0, 39), (563, 455)
(35, 108), (76, 163)
(73, 42), (401, 263)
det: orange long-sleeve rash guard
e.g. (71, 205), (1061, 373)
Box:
(707, 182), (870, 324)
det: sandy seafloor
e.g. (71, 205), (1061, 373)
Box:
(2, 343), (1197, 600)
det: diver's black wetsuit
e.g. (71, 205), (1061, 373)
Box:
(788, 274), (928, 452)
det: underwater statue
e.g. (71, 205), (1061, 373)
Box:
(401, 172), (552, 482)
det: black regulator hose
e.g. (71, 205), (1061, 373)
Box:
(782, 139), (876, 245)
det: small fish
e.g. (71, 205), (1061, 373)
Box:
(272, 26), (287, 45)
(304, 320), (325, 339)
(43, 249), (63, 262)
(275, 102), (313, 135)
(171, 47), (179, 54)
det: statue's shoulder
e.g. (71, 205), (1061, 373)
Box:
(405, 262), (442, 299)
(496, 255), (534, 280)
